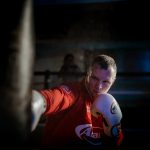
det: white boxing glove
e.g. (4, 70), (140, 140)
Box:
(31, 90), (46, 131)
(91, 93), (122, 137)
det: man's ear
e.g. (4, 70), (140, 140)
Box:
(112, 77), (116, 85)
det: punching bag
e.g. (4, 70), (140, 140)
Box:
(0, 0), (34, 148)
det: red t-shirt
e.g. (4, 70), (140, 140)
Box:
(39, 80), (123, 149)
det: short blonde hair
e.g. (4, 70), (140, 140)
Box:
(87, 54), (117, 79)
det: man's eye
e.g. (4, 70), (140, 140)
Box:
(92, 77), (97, 80)
(103, 81), (110, 85)
(91, 76), (98, 81)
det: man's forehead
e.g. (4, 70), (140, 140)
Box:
(92, 64), (115, 72)
(92, 65), (115, 79)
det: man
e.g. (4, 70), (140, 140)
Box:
(31, 54), (123, 150)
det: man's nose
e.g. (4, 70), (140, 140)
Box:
(99, 82), (103, 89)
(96, 81), (103, 89)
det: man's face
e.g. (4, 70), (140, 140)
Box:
(87, 64), (115, 98)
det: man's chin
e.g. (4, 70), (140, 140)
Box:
(93, 92), (101, 98)
(94, 92), (105, 96)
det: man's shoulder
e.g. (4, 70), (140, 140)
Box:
(59, 80), (84, 94)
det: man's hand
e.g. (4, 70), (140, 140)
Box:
(31, 90), (46, 131)
(91, 93), (122, 137)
